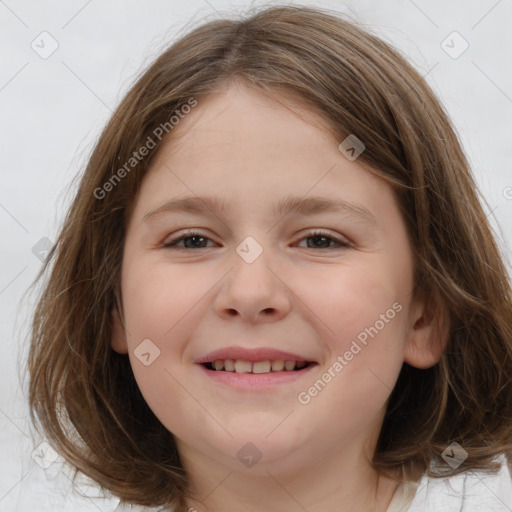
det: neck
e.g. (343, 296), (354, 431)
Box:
(179, 442), (400, 512)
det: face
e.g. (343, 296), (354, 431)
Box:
(112, 83), (436, 477)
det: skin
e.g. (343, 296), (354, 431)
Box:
(112, 82), (444, 512)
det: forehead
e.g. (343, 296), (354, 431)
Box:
(128, 83), (394, 231)
(160, 83), (340, 161)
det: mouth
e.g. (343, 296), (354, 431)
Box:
(198, 360), (317, 390)
(202, 359), (317, 373)
(194, 347), (319, 389)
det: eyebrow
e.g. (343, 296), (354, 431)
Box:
(142, 194), (377, 228)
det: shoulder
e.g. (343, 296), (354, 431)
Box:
(408, 454), (512, 511)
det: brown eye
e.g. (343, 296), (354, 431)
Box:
(297, 230), (351, 249)
(163, 230), (216, 249)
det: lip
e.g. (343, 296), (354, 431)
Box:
(197, 361), (317, 390)
(194, 346), (315, 364)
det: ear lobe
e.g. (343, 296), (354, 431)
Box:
(111, 306), (128, 354)
(403, 293), (449, 369)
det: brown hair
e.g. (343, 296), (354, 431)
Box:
(27, 4), (512, 510)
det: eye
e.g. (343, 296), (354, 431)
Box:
(162, 230), (217, 249)
(162, 229), (351, 250)
(296, 230), (351, 250)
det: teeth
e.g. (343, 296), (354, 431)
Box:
(224, 359), (235, 372)
(252, 361), (271, 373)
(207, 359), (311, 373)
(234, 360), (252, 373)
(271, 360), (285, 371)
(284, 360), (296, 371)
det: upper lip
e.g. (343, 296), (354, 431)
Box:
(195, 347), (316, 364)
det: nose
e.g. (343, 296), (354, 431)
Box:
(213, 247), (292, 323)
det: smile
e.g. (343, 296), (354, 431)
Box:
(203, 359), (315, 373)
(198, 359), (318, 390)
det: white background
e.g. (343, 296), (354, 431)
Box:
(1, 0), (511, 510)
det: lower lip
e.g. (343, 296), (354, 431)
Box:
(197, 363), (317, 390)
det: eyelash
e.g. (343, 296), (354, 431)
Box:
(162, 229), (351, 250)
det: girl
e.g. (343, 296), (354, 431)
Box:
(27, 4), (512, 511)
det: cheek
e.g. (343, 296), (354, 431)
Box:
(293, 267), (407, 433)
(121, 254), (212, 340)
(120, 255), (217, 436)
(299, 265), (409, 411)
(296, 258), (408, 356)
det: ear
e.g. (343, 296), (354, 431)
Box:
(404, 291), (449, 369)
(111, 306), (128, 354)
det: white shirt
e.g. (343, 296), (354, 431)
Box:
(386, 454), (512, 512)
